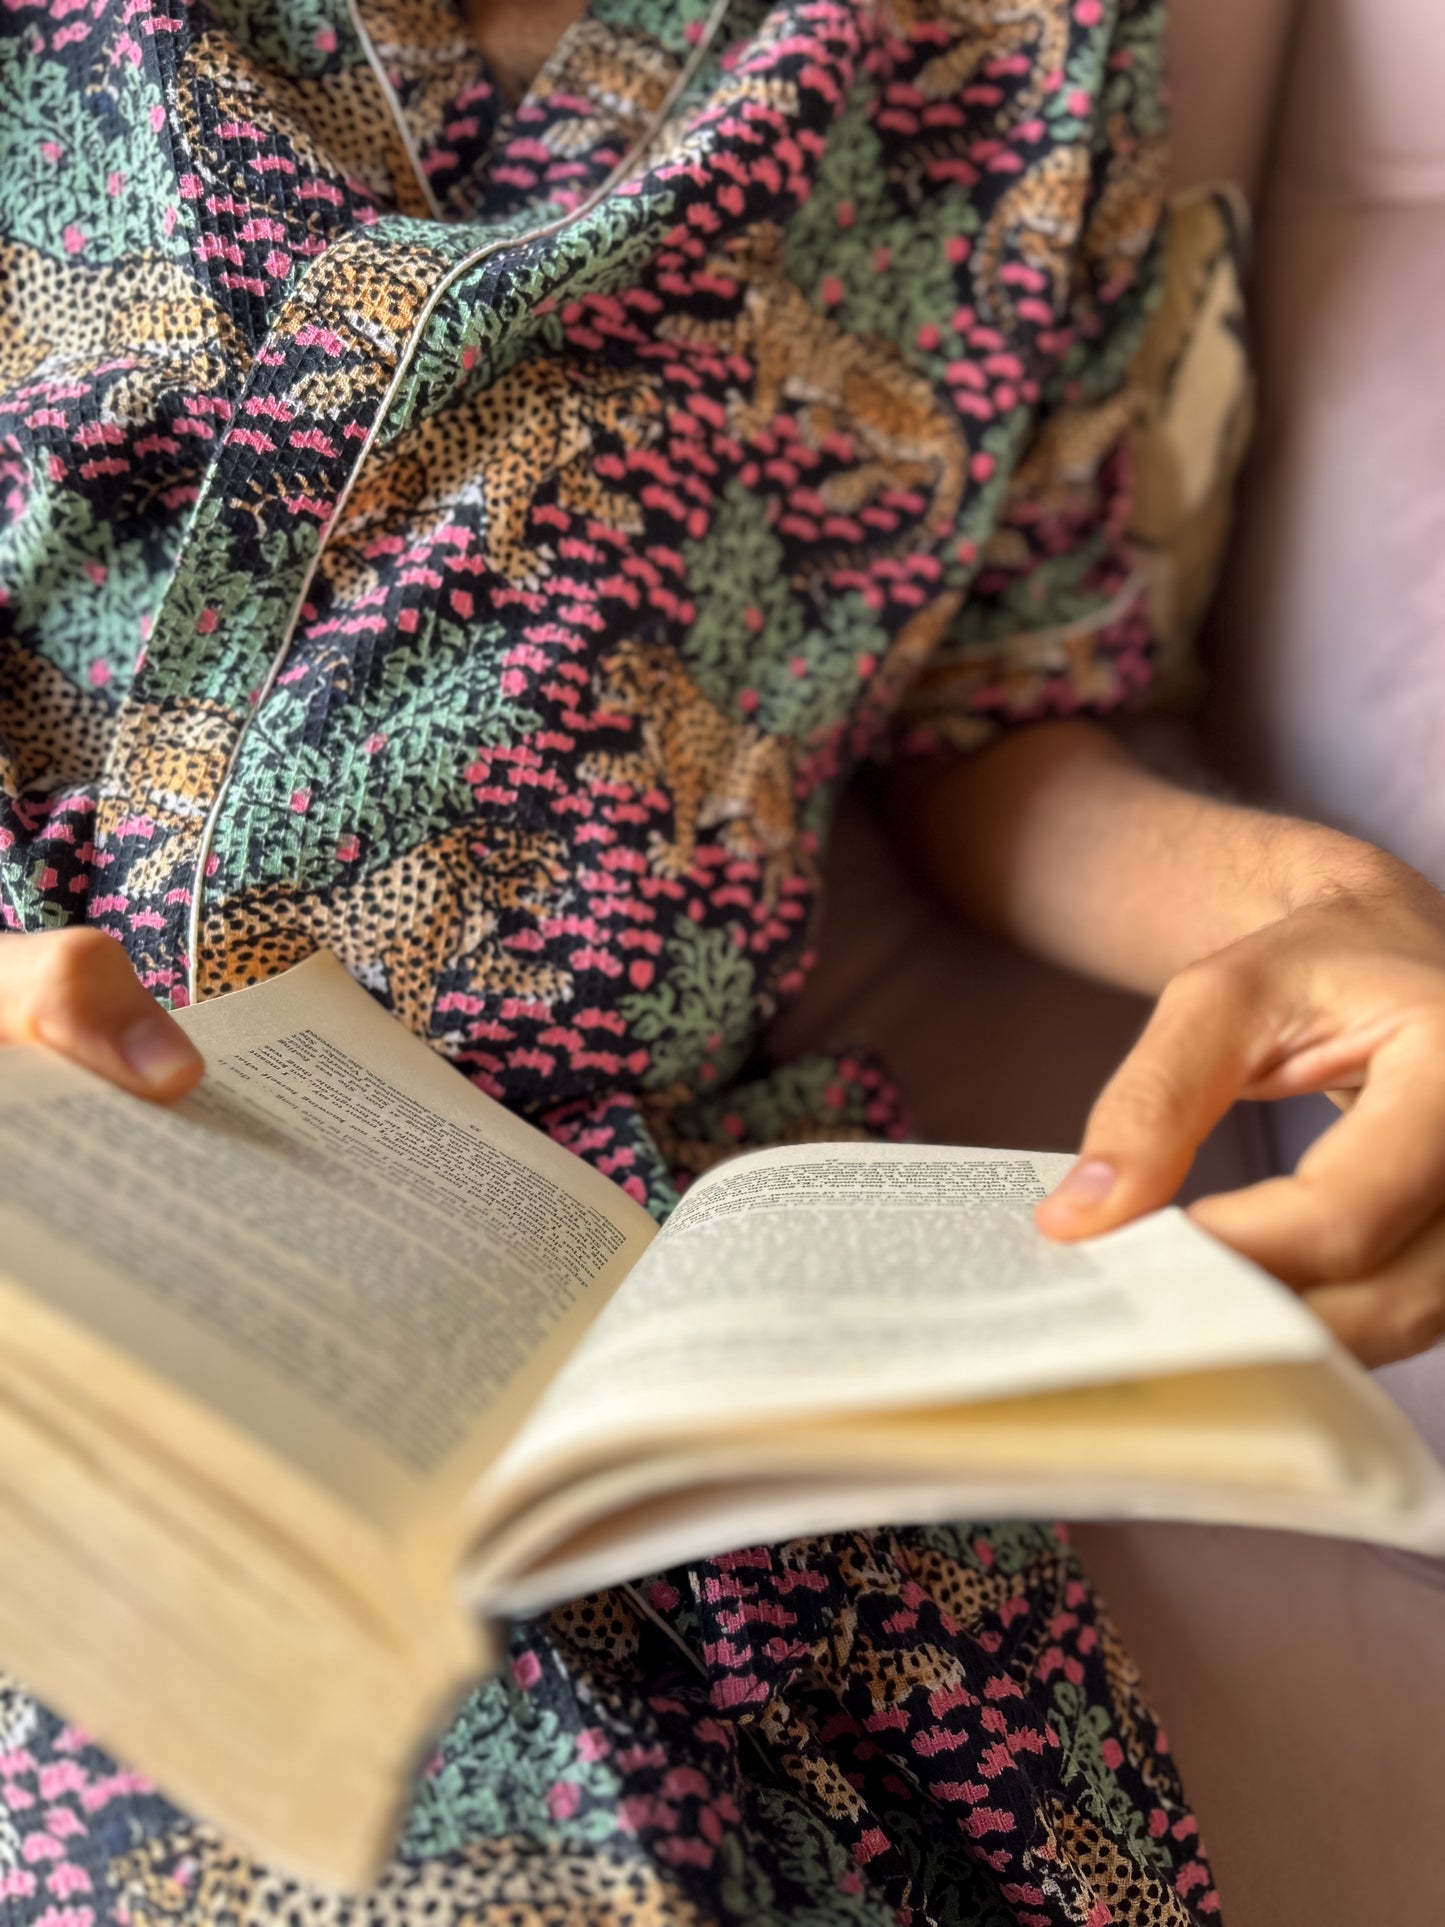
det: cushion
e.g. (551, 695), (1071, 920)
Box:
(1128, 185), (1253, 711)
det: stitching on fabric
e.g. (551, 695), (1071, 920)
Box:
(343, 0), (448, 221)
(185, 0), (735, 1000)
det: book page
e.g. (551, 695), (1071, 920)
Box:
(494, 1142), (1330, 1482)
(0, 954), (654, 1532)
(477, 1358), (1445, 1615)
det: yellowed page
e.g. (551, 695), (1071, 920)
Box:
(0, 1373), (474, 1889)
(0, 953), (655, 1540)
(492, 1141), (1329, 1488)
(475, 1355), (1445, 1616)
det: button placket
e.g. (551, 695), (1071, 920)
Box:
(91, 0), (734, 1005)
(94, 221), (472, 999)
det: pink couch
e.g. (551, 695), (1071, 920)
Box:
(775, 3), (1445, 1920)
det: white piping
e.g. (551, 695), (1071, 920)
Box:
(342, 0), (447, 222)
(996, 567), (1149, 661)
(185, 0), (734, 1002)
(922, 568), (1149, 681)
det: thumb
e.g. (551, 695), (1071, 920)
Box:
(0, 928), (203, 1101)
(1035, 964), (1259, 1241)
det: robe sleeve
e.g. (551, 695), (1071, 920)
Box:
(890, 90), (1170, 759)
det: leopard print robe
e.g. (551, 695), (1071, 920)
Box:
(0, 0), (1209, 1920)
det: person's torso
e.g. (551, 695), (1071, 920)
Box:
(0, 0), (1164, 1140)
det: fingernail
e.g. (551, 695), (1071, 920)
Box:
(1048, 1158), (1117, 1212)
(119, 1015), (200, 1092)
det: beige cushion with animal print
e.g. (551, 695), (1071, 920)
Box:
(886, 184), (1252, 754)
(1128, 183), (1253, 711)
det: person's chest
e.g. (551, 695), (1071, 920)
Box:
(0, 0), (1155, 1107)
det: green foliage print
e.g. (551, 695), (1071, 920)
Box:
(385, 187), (680, 441)
(143, 522), (323, 704)
(1051, 240), (1164, 409)
(659, 1054), (882, 1158)
(781, 89), (979, 378)
(589, 0), (751, 60)
(210, 601), (542, 894)
(714, 1791), (889, 1927)
(401, 1667), (623, 1859)
(201, 0), (352, 80)
(1104, 1), (1168, 143)
(1049, 11), (1169, 408)
(950, 524), (1115, 653)
(0, 38), (187, 263)
(680, 478), (804, 707)
(907, 1519), (1064, 1578)
(2, 851), (68, 933)
(0, 484), (166, 698)
(378, 212), (568, 445)
(619, 917), (755, 1092)
(756, 592), (892, 744)
(860, 1802), (1021, 1927)
(1036, 15), (1113, 147)
(1049, 1676), (1175, 1876)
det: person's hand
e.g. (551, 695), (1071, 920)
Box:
(0, 929), (204, 1101)
(1036, 864), (1445, 1367)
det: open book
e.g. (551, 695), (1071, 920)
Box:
(2, 951), (1442, 1886)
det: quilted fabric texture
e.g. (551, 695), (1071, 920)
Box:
(0, 0), (1225, 1919)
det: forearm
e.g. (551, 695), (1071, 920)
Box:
(884, 718), (1409, 997)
